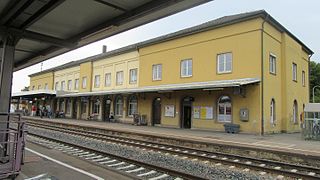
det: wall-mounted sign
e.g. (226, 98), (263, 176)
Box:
(193, 106), (200, 119)
(164, 105), (175, 117)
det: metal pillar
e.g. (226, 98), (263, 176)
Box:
(0, 34), (16, 158)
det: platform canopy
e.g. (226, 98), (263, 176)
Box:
(0, 0), (211, 71)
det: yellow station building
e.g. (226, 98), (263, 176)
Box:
(16, 10), (313, 134)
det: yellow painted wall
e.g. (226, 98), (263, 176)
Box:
(54, 66), (80, 92)
(79, 62), (92, 92)
(92, 51), (139, 91)
(139, 19), (263, 87)
(30, 72), (54, 90)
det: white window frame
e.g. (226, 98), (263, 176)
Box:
(116, 71), (124, 85)
(55, 82), (59, 90)
(180, 59), (192, 77)
(217, 52), (232, 74)
(128, 96), (138, 116)
(32, 86), (35, 90)
(292, 63), (297, 82)
(269, 53), (276, 74)
(217, 96), (232, 123)
(82, 77), (87, 89)
(129, 69), (138, 84)
(61, 81), (65, 91)
(115, 96), (123, 116)
(302, 71), (305, 86)
(74, 79), (79, 90)
(105, 73), (111, 87)
(44, 83), (48, 90)
(67, 80), (72, 90)
(270, 99), (276, 125)
(152, 64), (162, 81)
(94, 75), (100, 88)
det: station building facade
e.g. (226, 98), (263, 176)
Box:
(18, 10), (313, 134)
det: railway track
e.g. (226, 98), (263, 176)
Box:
(26, 120), (320, 179)
(27, 134), (204, 180)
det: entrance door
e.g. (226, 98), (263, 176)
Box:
(72, 100), (78, 119)
(152, 97), (161, 125)
(104, 99), (111, 121)
(181, 97), (192, 128)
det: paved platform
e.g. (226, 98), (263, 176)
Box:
(16, 141), (132, 180)
(25, 116), (320, 157)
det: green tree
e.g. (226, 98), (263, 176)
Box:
(310, 61), (320, 102)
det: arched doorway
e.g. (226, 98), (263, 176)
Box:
(181, 96), (193, 128)
(72, 98), (78, 119)
(104, 98), (111, 121)
(152, 97), (161, 125)
(217, 96), (232, 123)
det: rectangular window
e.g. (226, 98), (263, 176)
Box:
(94, 75), (100, 88)
(66, 99), (71, 114)
(152, 64), (162, 80)
(217, 52), (232, 74)
(129, 69), (138, 84)
(38, 85), (41, 90)
(302, 71), (305, 86)
(67, 80), (72, 90)
(116, 71), (123, 85)
(74, 79), (79, 90)
(105, 73), (111, 87)
(32, 86), (35, 90)
(269, 54), (276, 74)
(292, 63), (297, 81)
(61, 81), (65, 91)
(181, 59), (192, 77)
(55, 82), (59, 90)
(44, 83), (48, 90)
(82, 77), (87, 89)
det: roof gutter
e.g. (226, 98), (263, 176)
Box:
(261, 14), (269, 136)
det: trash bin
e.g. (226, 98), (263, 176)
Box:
(223, 123), (240, 133)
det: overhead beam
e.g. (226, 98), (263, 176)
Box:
(0, 0), (33, 26)
(19, 0), (66, 29)
(93, 0), (127, 12)
(0, 26), (76, 48)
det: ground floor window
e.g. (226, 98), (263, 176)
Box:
(115, 95), (123, 116)
(270, 99), (275, 125)
(128, 96), (138, 116)
(93, 99), (100, 114)
(59, 100), (65, 112)
(217, 96), (232, 123)
(81, 101), (87, 114)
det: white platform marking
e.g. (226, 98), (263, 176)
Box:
(148, 174), (169, 180)
(137, 170), (156, 177)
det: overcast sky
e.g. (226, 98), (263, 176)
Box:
(12, 0), (320, 93)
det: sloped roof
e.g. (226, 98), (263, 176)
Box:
(29, 10), (313, 77)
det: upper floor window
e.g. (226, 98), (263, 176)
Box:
(217, 52), (232, 74)
(38, 85), (41, 90)
(116, 71), (123, 85)
(94, 75), (100, 88)
(152, 64), (162, 81)
(82, 77), (87, 89)
(44, 83), (48, 90)
(67, 80), (72, 90)
(105, 73), (111, 87)
(292, 63), (297, 82)
(74, 79), (79, 90)
(55, 82), (59, 90)
(181, 59), (192, 77)
(269, 54), (276, 74)
(129, 69), (138, 84)
(61, 81), (65, 91)
(302, 71), (305, 86)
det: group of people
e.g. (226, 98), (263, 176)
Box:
(31, 105), (53, 118)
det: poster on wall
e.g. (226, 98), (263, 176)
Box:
(164, 105), (175, 117)
(193, 106), (200, 119)
(200, 106), (213, 119)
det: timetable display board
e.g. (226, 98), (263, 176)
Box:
(193, 106), (213, 119)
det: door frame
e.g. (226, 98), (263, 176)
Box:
(152, 97), (161, 126)
(180, 96), (193, 128)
